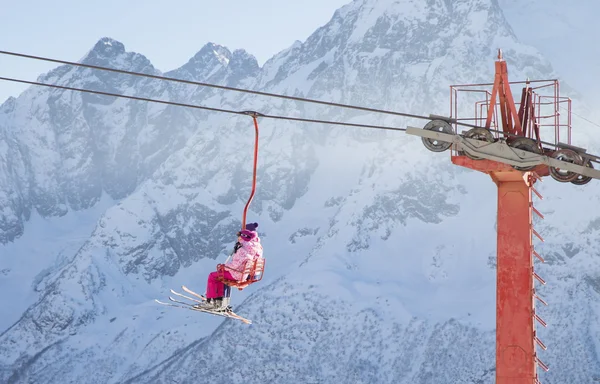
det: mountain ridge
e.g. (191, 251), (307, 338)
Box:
(2, 0), (600, 383)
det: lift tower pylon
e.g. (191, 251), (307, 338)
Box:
(454, 155), (540, 384)
(406, 49), (600, 383)
(454, 50), (541, 384)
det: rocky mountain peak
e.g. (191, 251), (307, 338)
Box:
(166, 42), (232, 81)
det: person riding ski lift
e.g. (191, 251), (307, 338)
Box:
(198, 222), (263, 311)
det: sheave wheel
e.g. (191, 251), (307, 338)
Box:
(507, 137), (542, 171)
(460, 127), (495, 160)
(421, 120), (453, 152)
(570, 159), (593, 185)
(549, 149), (583, 183)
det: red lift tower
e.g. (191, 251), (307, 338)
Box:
(406, 50), (600, 384)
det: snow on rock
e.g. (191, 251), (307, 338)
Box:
(2, 0), (600, 383)
(0, 39), (243, 244)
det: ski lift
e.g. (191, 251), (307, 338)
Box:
(216, 111), (266, 291)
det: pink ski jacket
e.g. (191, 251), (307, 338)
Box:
(224, 235), (263, 281)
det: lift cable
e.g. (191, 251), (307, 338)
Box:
(0, 76), (408, 133)
(559, 105), (600, 130)
(3, 50), (599, 144)
(0, 75), (579, 149)
(0, 50), (449, 125)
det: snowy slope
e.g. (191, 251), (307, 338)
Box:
(2, 0), (600, 383)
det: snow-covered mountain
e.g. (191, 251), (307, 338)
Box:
(2, 0), (600, 383)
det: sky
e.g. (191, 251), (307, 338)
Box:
(1, 0), (599, 112)
(0, 0), (350, 103)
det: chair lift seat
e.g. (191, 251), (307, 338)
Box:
(216, 257), (265, 290)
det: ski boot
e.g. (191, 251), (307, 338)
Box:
(193, 297), (219, 311)
(220, 297), (232, 312)
(211, 297), (232, 312)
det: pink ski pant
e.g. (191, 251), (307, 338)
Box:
(205, 270), (234, 299)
